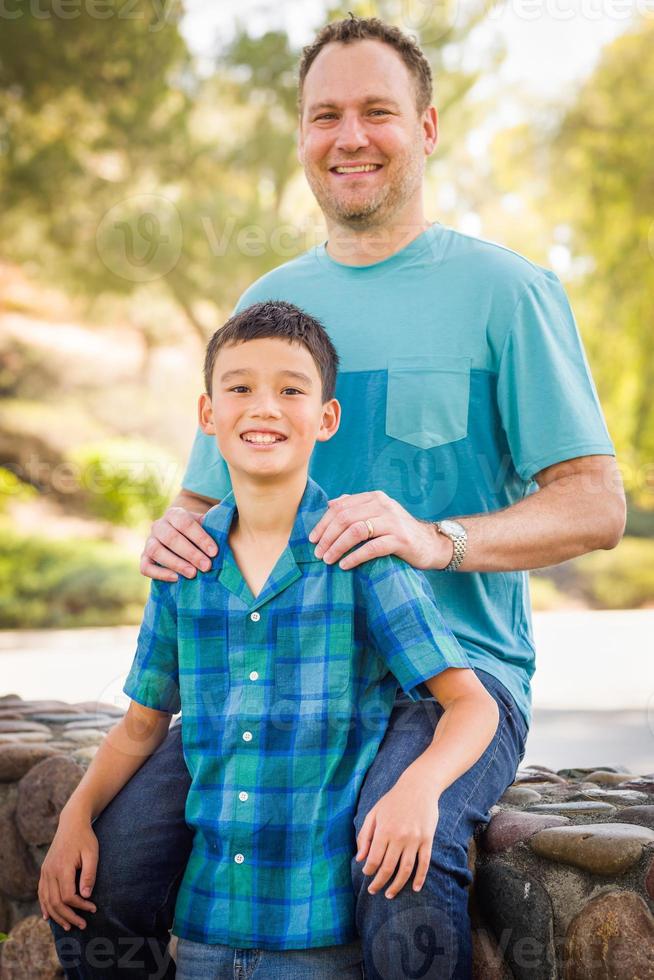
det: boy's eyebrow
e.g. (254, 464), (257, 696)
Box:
(220, 368), (313, 386)
(307, 96), (401, 114)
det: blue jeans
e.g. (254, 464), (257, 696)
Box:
(175, 937), (363, 979)
(51, 669), (527, 979)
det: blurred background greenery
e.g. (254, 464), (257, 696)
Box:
(1, 0), (652, 629)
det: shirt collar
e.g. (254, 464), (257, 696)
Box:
(202, 476), (328, 573)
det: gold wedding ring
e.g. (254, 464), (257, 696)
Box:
(364, 519), (375, 540)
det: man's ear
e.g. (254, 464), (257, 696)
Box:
(423, 106), (438, 157)
(316, 398), (341, 444)
(198, 392), (215, 435)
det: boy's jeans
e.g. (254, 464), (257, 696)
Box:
(175, 936), (364, 979)
(50, 669), (528, 980)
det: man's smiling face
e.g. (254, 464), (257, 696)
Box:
(298, 39), (436, 231)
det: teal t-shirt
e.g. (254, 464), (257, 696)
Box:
(182, 223), (615, 727)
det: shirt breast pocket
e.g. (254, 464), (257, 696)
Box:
(273, 611), (352, 702)
(385, 355), (471, 450)
(177, 611), (230, 711)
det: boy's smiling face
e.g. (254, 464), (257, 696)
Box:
(199, 336), (340, 481)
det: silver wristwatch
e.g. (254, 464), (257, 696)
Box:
(434, 519), (467, 572)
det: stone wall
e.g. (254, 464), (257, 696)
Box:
(1, 694), (653, 979)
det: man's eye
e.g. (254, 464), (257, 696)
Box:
(315, 113), (336, 121)
(370, 109), (389, 116)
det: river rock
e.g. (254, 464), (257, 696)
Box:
(0, 744), (62, 782)
(16, 755), (84, 845)
(0, 720), (52, 735)
(646, 856), (654, 900)
(563, 890), (654, 979)
(0, 732), (53, 744)
(61, 717), (116, 730)
(618, 779), (654, 794)
(572, 788), (649, 806)
(72, 700), (125, 716)
(0, 802), (40, 900)
(584, 770), (634, 786)
(472, 927), (514, 980)
(475, 863), (556, 980)
(613, 805), (654, 830)
(514, 771), (567, 786)
(530, 822), (654, 875)
(27, 713), (103, 725)
(526, 801), (617, 816)
(0, 914), (62, 979)
(482, 811), (571, 853)
(500, 786), (542, 805)
(61, 729), (105, 743)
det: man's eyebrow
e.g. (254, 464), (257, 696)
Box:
(219, 368), (313, 386)
(307, 96), (401, 114)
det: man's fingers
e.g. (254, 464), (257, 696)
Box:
(170, 509), (218, 557)
(141, 540), (199, 579)
(412, 841), (432, 893)
(140, 558), (179, 583)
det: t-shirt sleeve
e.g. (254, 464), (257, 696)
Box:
(357, 555), (471, 701)
(123, 580), (181, 714)
(496, 270), (615, 483)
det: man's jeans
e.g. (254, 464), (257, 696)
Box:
(51, 669), (528, 979)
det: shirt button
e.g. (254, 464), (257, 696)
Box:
(249, 671), (259, 681)
(238, 791), (249, 802)
(242, 731), (253, 742)
(250, 611), (260, 622)
(234, 853), (245, 864)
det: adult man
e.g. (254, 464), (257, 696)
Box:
(51, 15), (625, 980)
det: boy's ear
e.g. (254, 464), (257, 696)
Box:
(316, 398), (341, 443)
(198, 392), (215, 434)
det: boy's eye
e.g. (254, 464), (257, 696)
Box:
(230, 386), (249, 393)
(283, 388), (302, 395)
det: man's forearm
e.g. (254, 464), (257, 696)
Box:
(425, 456), (626, 573)
(172, 488), (218, 516)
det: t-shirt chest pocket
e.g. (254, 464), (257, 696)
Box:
(273, 610), (352, 701)
(385, 355), (471, 450)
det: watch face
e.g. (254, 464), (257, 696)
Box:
(440, 519), (464, 536)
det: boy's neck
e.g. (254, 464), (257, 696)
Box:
(228, 469), (309, 550)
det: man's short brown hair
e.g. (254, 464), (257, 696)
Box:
(298, 14), (433, 115)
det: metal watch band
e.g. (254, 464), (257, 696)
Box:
(434, 521), (467, 572)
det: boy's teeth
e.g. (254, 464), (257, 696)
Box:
(335, 164), (380, 173)
(242, 433), (283, 443)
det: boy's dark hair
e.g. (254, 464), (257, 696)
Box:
(204, 300), (339, 401)
(298, 14), (433, 115)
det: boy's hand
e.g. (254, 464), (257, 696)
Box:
(38, 811), (99, 931)
(355, 761), (439, 899)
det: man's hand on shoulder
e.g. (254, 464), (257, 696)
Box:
(308, 490), (451, 572)
(141, 490), (219, 582)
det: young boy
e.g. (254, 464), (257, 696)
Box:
(39, 301), (499, 978)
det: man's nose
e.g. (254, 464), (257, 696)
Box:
(334, 113), (370, 153)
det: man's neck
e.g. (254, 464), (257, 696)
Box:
(228, 468), (309, 551)
(324, 205), (431, 267)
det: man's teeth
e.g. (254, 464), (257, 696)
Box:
(334, 164), (380, 173)
(242, 433), (284, 444)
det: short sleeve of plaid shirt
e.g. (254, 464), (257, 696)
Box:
(123, 579), (181, 715)
(357, 553), (472, 701)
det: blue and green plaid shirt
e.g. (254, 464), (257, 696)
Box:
(123, 476), (471, 950)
